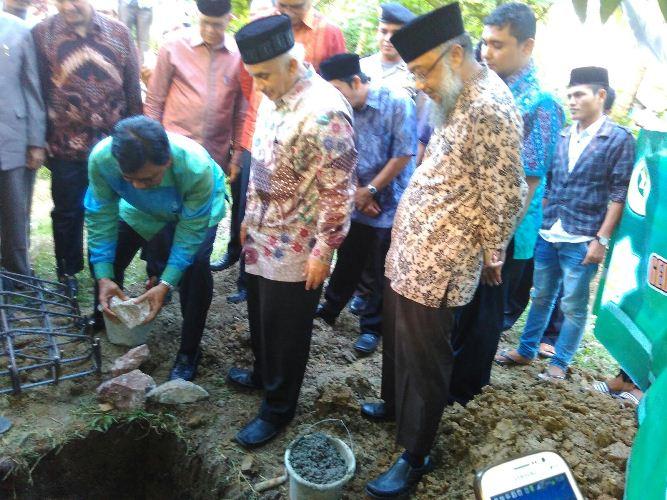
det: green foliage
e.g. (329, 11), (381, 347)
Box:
(75, 405), (184, 438)
(600, 0), (622, 22)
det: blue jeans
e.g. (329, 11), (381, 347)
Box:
(517, 237), (598, 370)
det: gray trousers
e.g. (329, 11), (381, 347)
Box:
(0, 167), (35, 275)
(118, 0), (152, 64)
(382, 281), (454, 457)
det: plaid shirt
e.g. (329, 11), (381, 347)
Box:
(543, 117), (635, 237)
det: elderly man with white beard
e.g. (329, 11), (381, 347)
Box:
(360, 3), (527, 498)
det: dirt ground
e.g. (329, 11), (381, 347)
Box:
(0, 267), (636, 499)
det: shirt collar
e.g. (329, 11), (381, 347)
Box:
(364, 86), (380, 111)
(573, 114), (607, 140)
(503, 60), (535, 88)
(276, 63), (316, 110)
(55, 8), (104, 36)
(190, 30), (228, 51)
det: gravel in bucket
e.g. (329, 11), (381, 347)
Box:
(288, 432), (347, 484)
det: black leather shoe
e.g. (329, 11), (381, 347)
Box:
(210, 253), (239, 272)
(354, 333), (380, 354)
(360, 401), (395, 422)
(366, 456), (434, 498)
(349, 295), (369, 316)
(315, 304), (337, 326)
(235, 417), (283, 448)
(226, 289), (247, 304)
(227, 367), (262, 390)
(169, 350), (202, 382)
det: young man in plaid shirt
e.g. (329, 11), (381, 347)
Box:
(496, 66), (636, 381)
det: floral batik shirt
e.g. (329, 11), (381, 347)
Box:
(243, 65), (357, 282)
(385, 66), (527, 308)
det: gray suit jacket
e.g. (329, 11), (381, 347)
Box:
(0, 12), (46, 171)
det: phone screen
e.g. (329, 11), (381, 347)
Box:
(490, 472), (578, 500)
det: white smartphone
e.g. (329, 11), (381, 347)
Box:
(474, 451), (584, 500)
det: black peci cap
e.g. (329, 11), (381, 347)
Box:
(380, 3), (416, 25)
(196, 0), (232, 16)
(320, 53), (361, 81)
(390, 2), (465, 63)
(569, 66), (609, 87)
(235, 15), (295, 65)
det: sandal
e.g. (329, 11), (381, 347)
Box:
(538, 343), (556, 358)
(537, 368), (567, 383)
(494, 350), (531, 367)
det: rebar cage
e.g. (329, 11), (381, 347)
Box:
(0, 271), (101, 395)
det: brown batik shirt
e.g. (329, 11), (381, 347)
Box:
(32, 11), (142, 161)
(385, 66), (527, 308)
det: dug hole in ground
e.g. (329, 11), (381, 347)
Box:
(0, 267), (635, 499)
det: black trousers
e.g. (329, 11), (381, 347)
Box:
(48, 158), (88, 276)
(382, 282), (454, 457)
(93, 221), (217, 355)
(321, 222), (391, 336)
(226, 151), (251, 291)
(449, 240), (529, 405)
(246, 273), (322, 425)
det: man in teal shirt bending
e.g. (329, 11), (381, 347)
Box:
(85, 116), (226, 381)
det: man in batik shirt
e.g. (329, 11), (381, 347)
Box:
(360, 4), (526, 497)
(447, 2), (564, 405)
(228, 15), (357, 448)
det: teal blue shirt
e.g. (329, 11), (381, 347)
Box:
(505, 63), (564, 259)
(85, 133), (226, 285)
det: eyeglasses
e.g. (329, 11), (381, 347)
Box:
(412, 47), (451, 83)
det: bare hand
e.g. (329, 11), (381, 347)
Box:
(135, 282), (170, 323)
(228, 162), (241, 183)
(140, 66), (153, 86)
(240, 222), (247, 246)
(361, 200), (381, 218)
(304, 257), (329, 290)
(481, 249), (505, 286)
(354, 187), (375, 212)
(98, 278), (128, 322)
(582, 240), (605, 265)
(26, 147), (46, 170)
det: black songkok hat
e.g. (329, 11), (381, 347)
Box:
(569, 66), (609, 87)
(235, 15), (295, 65)
(320, 53), (361, 81)
(390, 2), (465, 63)
(380, 3), (416, 25)
(196, 0), (231, 16)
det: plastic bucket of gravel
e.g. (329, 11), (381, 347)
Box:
(284, 419), (355, 500)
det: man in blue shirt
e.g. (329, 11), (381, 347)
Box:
(86, 116), (226, 381)
(496, 66), (635, 380)
(448, 3), (565, 404)
(316, 53), (417, 354)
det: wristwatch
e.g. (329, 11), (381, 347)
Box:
(367, 184), (378, 196)
(596, 235), (610, 248)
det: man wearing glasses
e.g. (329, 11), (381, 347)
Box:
(360, 4), (526, 496)
(276, 0), (345, 72)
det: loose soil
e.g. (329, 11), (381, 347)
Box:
(0, 267), (635, 499)
(288, 432), (348, 484)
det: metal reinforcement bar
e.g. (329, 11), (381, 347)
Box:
(0, 271), (101, 395)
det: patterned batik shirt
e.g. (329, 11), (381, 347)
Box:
(243, 65), (358, 282)
(32, 11), (142, 161)
(353, 84), (417, 228)
(505, 62), (564, 259)
(385, 66), (527, 308)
